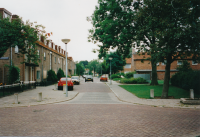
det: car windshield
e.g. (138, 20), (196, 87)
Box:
(61, 78), (71, 81)
(86, 75), (93, 78)
(71, 76), (79, 79)
(102, 76), (106, 78)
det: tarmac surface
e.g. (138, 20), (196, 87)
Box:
(0, 77), (200, 137)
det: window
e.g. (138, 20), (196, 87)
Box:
(192, 60), (198, 65)
(55, 57), (56, 63)
(15, 45), (19, 53)
(125, 64), (131, 68)
(58, 58), (60, 64)
(64, 59), (65, 65)
(177, 60), (183, 65)
(44, 52), (46, 60)
(161, 60), (167, 65)
(156, 62), (159, 66)
(37, 50), (40, 58)
(37, 71), (40, 79)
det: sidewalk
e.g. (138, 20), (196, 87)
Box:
(0, 85), (78, 108)
(106, 80), (200, 109)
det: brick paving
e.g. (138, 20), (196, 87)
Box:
(0, 77), (200, 136)
(0, 104), (200, 137)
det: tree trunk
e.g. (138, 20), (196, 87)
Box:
(150, 60), (158, 85)
(161, 62), (171, 99)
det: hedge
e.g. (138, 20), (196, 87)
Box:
(120, 77), (147, 84)
(171, 70), (200, 95)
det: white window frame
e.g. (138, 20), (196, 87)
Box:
(192, 60), (198, 65)
(37, 50), (40, 58)
(58, 58), (60, 64)
(44, 52), (46, 60)
(125, 64), (131, 68)
(37, 71), (40, 79)
(177, 60), (183, 65)
(15, 45), (19, 53)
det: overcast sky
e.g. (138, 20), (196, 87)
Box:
(1, 0), (100, 62)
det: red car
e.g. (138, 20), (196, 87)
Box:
(58, 77), (73, 90)
(100, 76), (108, 82)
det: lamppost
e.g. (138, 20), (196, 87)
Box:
(61, 39), (70, 97)
(101, 66), (102, 76)
(109, 57), (113, 85)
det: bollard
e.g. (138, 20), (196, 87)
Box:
(38, 92), (42, 101)
(14, 93), (18, 104)
(190, 89), (194, 99)
(54, 84), (57, 90)
(63, 84), (66, 92)
(150, 89), (154, 98)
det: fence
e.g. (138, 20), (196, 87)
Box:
(0, 81), (36, 98)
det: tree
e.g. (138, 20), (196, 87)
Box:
(87, 59), (100, 76)
(88, 0), (135, 59)
(47, 70), (57, 82)
(0, 16), (51, 65)
(79, 60), (88, 68)
(134, 0), (200, 98)
(105, 52), (126, 74)
(88, 0), (159, 85)
(76, 63), (85, 76)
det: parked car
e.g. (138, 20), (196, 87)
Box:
(83, 75), (86, 78)
(85, 75), (93, 82)
(58, 77), (73, 90)
(71, 76), (80, 85)
(100, 75), (108, 82)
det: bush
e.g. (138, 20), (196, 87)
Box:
(171, 70), (200, 95)
(116, 72), (125, 76)
(8, 65), (20, 84)
(120, 77), (146, 84)
(113, 78), (122, 81)
(57, 68), (65, 80)
(47, 70), (58, 82)
(111, 74), (121, 79)
(125, 71), (136, 78)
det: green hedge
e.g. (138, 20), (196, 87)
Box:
(113, 78), (122, 81)
(47, 70), (58, 82)
(171, 70), (200, 95)
(111, 74), (121, 79)
(125, 71), (136, 78)
(120, 77), (147, 84)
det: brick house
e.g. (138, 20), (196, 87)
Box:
(123, 49), (200, 80)
(0, 8), (75, 84)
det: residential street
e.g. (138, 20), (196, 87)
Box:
(0, 77), (200, 137)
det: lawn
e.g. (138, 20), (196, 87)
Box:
(119, 84), (199, 99)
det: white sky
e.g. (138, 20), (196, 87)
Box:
(1, 0), (100, 62)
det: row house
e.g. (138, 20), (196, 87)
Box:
(123, 48), (200, 80)
(0, 8), (75, 84)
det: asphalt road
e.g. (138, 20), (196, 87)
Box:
(0, 77), (200, 137)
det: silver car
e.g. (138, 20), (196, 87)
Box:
(85, 75), (93, 82)
(71, 76), (80, 85)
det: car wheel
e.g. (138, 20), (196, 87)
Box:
(92, 80), (93, 82)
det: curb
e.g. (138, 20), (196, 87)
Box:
(106, 83), (200, 110)
(0, 92), (79, 108)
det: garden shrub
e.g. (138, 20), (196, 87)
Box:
(47, 69), (58, 82)
(125, 71), (136, 78)
(57, 68), (65, 80)
(116, 72), (125, 76)
(8, 65), (20, 84)
(120, 77), (146, 84)
(113, 78), (122, 81)
(111, 74), (121, 79)
(171, 70), (200, 95)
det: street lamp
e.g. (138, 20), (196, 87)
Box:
(62, 39), (70, 97)
(109, 57), (113, 85)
